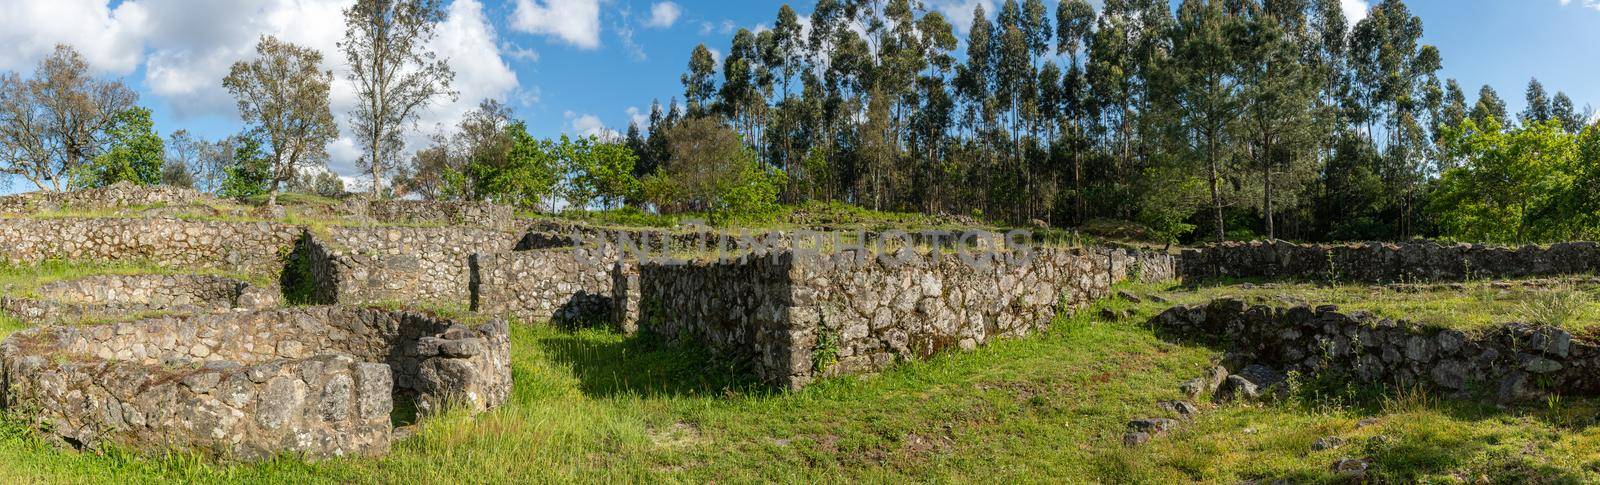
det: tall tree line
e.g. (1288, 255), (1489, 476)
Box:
(636, 0), (1593, 243)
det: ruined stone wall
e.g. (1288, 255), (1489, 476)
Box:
(636, 248), (1176, 389)
(304, 226), (522, 305)
(470, 248), (637, 326)
(1, 274), (279, 323)
(0, 182), (213, 215)
(342, 199), (516, 231)
(0, 218), (301, 273)
(0, 307), (511, 459)
(1151, 299), (1596, 403)
(1179, 240), (1600, 283)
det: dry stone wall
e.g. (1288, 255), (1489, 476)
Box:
(470, 248), (637, 327)
(0, 183), (213, 215)
(1150, 299), (1598, 403)
(0, 307), (511, 459)
(1179, 240), (1600, 283)
(303, 226), (523, 305)
(341, 199), (516, 231)
(636, 248), (1176, 389)
(0, 218), (301, 273)
(1, 274), (279, 323)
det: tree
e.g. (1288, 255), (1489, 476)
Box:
(0, 45), (137, 191)
(682, 45), (718, 117)
(341, 0), (458, 197)
(564, 137), (640, 210)
(642, 117), (784, 221)
(288, 169), (347, 197)
(1522, 78), (1552, 125)
(220, 135), (273, 199)
(470, 121), (561, 210)
(1432, 118), (1576, 242)
(1552, 92), (1584, 134)
(224, 36), (340, 205)
(1167, 0), (1244, 242)
(78, 107), (165, 188)
(1470, 85), (1509, 129)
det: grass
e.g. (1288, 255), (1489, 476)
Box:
(0, 287), (1594, 482)
(1146, 277), (1600, 335)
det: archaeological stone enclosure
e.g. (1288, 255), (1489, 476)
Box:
(4, 184), (1600, 461)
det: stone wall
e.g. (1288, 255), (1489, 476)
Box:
(0, 182), (213, 215)
(1150, 299), (1597, 403)
(636, 248), (1176, 389)
(342, 199), (516, 231)
(302, 226), (523, 305)
(0, 307), (511, 459)
(470, 248), (636, 326)
(1179, 240), (1600, 283)
(1, 274), (279, 323)
(0, 218), (301, 274)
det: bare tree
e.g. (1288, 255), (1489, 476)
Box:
(224, 36), (339, 205)
(0, 45), (136, 191)
(340, 0), (457, 197)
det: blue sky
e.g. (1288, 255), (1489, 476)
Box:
(1, 0), (1598, 194)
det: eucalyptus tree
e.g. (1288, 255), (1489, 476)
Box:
(341, 0), (458, 197)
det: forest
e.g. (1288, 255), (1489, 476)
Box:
(4, 0), (1599, 244)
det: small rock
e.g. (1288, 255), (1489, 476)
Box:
(1157, 400), (1200, 420)
(1355, 417), (1380, 428)
(1148, 294), (1170, 304)
(1180, 378), (1207, 400)
(1330, 457), (1371, 478)
(1127, 418), (1179, 434)
(1214, 375), (1260, 403)
(1312, 436), (1346, 451)
(1123, 431), (1151, 447)
(1116, 290), (1142, 304)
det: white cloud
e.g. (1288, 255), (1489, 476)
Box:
(626, 106), (648, 129)
(0, 0), (151, 73)
(928, 0), (995, 34)
(1559, 0), (1600, 9)
(645, 2), (681, 29)
(564, 111), (616, 139)
(511, 0), (602, 49)
(698, 21), (714, 36)
(1342, 0), (1370, 25)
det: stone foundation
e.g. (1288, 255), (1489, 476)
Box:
(0, 182), (214, 215)
(341, 199), (516, 231)
(301, 227), (523, 305)
(1150, 299), (1598, 402)
(635, 248), (1175, 389)
(0, 218), (301, 274)
(0, 307), (512, 460)
(1179, 240), (1600, 283)
(1, 274), (279, 323)
(470, 248), (637, 327)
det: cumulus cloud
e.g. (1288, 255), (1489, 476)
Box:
(0, 0), (151, 73)
(511, 0), (602, 49)
(625, 106), (648, 129)
(928, 0), (995, 34)
(645, 1), (681, 29)
(1342, 0), (1370, 25)
(564, 111), (616, 139)
(1559, 0), (1600, 10)
(2, 0), (521, 182)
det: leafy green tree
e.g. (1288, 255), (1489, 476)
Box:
(223, 35), (339, 205)
(1431, 119), (1576, 242)
(220, 136), (273, 199)
(470, 121), (561, 210)
(77, 107), (165, 188)
(682, 45), (718, 117)
(1522, 78), (1552, 125)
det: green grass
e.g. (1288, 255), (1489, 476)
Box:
(0, 289), (1594, 482)
(1147, 277), (1600, 335)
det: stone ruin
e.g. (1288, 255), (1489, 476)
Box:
(1180, 239), (1600, 283)
(0, 307), (511, 460)
(1150, 298), (1596, 403)
(1, 274), (280, 323)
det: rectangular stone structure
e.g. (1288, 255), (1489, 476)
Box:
(470, 248), (637, 328)
(635, 248), (1175, 389)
